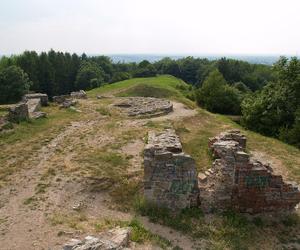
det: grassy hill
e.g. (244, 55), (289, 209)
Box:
(0, 75), (299, 249)
(88, 75), (195, 107)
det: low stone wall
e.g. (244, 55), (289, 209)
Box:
(23, 93), (48, 106)
(199, 130), (300, 213)
(144, 129), (199, 210)
(115, 97), (173, 117)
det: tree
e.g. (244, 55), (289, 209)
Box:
(110, 72), (131, 83)
(0, 66), (32, 104)
(75, 61), (105, 90)
(133, 64), (156, 77)
(196, 69), (242, 114)
(241, 57), (300, 147)
(15, 51), (39, 91)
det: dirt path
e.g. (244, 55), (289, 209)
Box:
(0, 98), (198, 250)
(149, 101), (197, 121)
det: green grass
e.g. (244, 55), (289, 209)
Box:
(134, 197), (300, 250)
(88, 75), (195, 108)
(94, 217), (171, 249)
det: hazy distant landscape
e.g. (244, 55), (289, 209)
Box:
(108, 54), (283, 65)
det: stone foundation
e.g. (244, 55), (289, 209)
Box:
(115, 97), (173, 117)
(199, 130), (300, 213)
(144, 129), (199, 210)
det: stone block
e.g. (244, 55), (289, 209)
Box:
(7, 103), (29, 123)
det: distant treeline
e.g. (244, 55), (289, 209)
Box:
(0, 50), (299, 147)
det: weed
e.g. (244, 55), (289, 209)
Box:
(96, 106), (111, 116)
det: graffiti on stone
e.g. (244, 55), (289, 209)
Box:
(245, 175), (270, 188)
(170, 180), (196, 194)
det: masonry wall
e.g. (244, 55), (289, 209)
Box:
(199, 130), (300, 213)
(144, 129), (199, 210)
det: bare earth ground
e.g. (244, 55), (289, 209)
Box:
(0, 98), (199, 250)
(1, 96), (299, 250)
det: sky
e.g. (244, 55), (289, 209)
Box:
(0, 0), (299, 55)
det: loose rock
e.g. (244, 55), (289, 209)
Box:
(63, 227), (131, 250)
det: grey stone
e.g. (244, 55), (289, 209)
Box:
(23, 93), (48, 106)
(71, 90), (87, 99)
(62, 227), (131, 250)
(114, 97), (173, 117)
(53, 95), (70, 104)
(7, 103), (29, 123)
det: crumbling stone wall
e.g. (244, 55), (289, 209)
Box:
(144, 129), (199, 210)
(199, 130), (300, 213)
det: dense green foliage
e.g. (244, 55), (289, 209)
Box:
(196, 70), (243, 114)
(0, 50), (273, 103)
(0, 66), (32, 104)
(241, 57), (300, 147)
(1, 49), (299, 147)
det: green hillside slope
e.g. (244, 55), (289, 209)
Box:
(0, 75), (299, 250)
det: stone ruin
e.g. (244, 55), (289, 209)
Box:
(4, 93), (49, 124)
(143, 129), (300, 214)
(114, 97), (173, 117)
(53, 90), (86, 109)
(23, 93), (49, 106)
(144, 129), (199, 210)
(7, 103), (29, 123)
(70, 90), (87, 99)
(199, 130), (300, 213)
(63, 227), (130, 250)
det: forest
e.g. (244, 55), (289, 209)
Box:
(0, 50), (299, 147)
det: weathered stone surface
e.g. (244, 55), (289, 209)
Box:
(53, 95), (70, 104)
(199, 130), (300, 213)
(71, 90), (87, 99)
(23, 93), (48, 106)
(63, 227), (131, 250)
(7, 103), (29, 122)
(27, 98), (41, 114)
(115, 97), (173, 117)
(30, 111), (47, 119)
(144, 129), (199, 210)
(60, 99), (78, 109)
